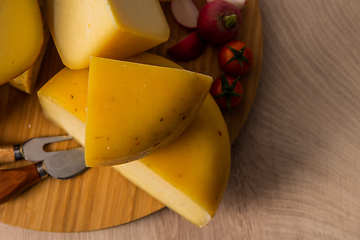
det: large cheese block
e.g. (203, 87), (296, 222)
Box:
(37, 53), (231, 227)
(85, 57), (212, 166)
(44, 0), (170, 70)
(0, 0), (44, 85)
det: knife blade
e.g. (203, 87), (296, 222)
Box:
(0, 135), (73, 165)
(0, 147), (87, 204)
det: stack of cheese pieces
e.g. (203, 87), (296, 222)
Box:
(38, 52), (231, 227)
(30, 0), (231, 228)
(0, 0), (170, 92)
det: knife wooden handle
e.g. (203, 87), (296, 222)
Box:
(0, 164), (41, 204)
(0, 145), (16, 165)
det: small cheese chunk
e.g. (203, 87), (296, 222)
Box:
(44, 0), (170, 69)
(0, 0), (44, 85)
(85, 57), (212, 166)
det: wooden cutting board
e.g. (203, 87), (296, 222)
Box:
(0, 0), (263, 232)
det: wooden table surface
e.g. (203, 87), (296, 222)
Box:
(2, 0), (360, 239)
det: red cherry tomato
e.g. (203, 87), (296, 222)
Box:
(218, 40), (253, 76)
(210, 74), (245, 112)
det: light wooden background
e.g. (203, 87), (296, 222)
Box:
(1, 0), (360, 239)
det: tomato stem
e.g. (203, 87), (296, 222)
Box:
(222, 14), (237, 29)
(225, 45), (251, 68)
(213, 74), (245, 113)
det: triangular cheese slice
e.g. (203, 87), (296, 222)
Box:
(85, 57), (212, 166)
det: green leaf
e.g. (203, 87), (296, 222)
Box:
(222, 14), (237, 29)
(220, 74), (231, 91)
(226, 95), (232, 113)
(229, 76), (241, 91)
(213, 91), (227, 99)
(231, 92), (246, 98)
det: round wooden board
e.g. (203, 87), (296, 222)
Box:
(0, 0), (262, 232)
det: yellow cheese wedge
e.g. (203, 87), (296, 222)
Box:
(114, 94), (231, 227)
(37, 53), (230, 227)
(38, 53), (182, 145)
(0, 0), (44, 85)
(85, 57), (212, 166)
(44, 0), (170, 70)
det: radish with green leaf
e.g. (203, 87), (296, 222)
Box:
(197, 0), (242, 45)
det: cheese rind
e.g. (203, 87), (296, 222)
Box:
(0, 0), (44, 85)
(44, 0), (170, 69)
(38, 68), (88, 145)
(85, 57), (212, 166)
(37, 53), (230, 227)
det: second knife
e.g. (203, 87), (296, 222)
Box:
(0, 147), (87, 204)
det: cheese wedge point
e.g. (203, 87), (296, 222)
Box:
(85, 57), (212, 166)
(44, 0), (170, 69)
(8, 23), (51, 93)
(0, 0), (44, 85)
(37, 53), (230, 227)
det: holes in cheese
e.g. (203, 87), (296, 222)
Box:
(85, 57), (212, 166)
(44, 0), (170, 69)
(0, 0), (44, 85)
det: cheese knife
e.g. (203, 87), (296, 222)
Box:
(0, 135), (73, 165)
(0, 147), (87, 204)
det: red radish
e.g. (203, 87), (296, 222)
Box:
(206, 0), (247, 10)
(197, 0), (242, 45)
(171, 0), (199, 29)
(167, 31), (207, 62)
